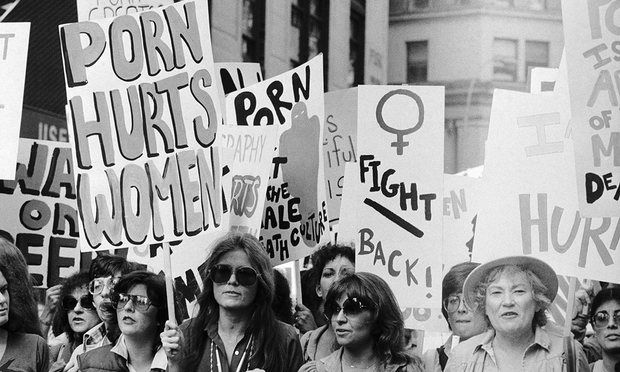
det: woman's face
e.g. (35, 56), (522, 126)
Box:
(67, 287), (101, 335)
(445, 292), (487, 340)
(593, 299), (620, 354)
(316, 255), (354, 301)
(485, 268), (538, 338)
(117, 284), (159, 338)
(212, 249), (258, 312)
(91, 271), (122, 323)
(330, 295), (374, 349)
(0, 271), (9, 327)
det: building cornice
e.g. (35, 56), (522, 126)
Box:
(390, 7), (561, 23)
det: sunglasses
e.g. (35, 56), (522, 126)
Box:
(88, 277), (120, 295)
(62, 295), (94, 311)
(592, 310), (620, 329)
(325, 297), (374, 319)
(208, 264), (260, 287)
(113, 293), (153, 312)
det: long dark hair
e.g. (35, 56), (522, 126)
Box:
(189, 232), (285, 371)
(53, 272), (99, 344)
(0, 238), (41, 335)
(325, 272), (419, 367)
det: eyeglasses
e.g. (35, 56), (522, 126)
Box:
(62, 295), (94, 311)
(592, 310), (620, 328)
(443, 293), (477, 313)
(113, 293), (153, 312)
(208, 264), (260, 287)
(324, 297), (374, 319)
(88, 277), (120, 295)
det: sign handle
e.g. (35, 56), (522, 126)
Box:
(563, 276), (577, 337)
(162, 242), (177, 324)
(294, 260), (303, 305)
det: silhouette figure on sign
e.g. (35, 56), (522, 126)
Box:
(279, 102), (320, 246)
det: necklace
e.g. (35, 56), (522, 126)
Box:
(341, 352), (378, 370)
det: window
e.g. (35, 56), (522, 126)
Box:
(242, 0), (265, 68)
(348, 0), (365, 87)
(525, 40), (549, 80)
(493, 38), (517, 82)
(290, 0), (329, 69)
(406, 41), (428, 83)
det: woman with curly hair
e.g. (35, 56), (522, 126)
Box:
(48, 272), (101, 371)
(161, 232), (304, 371)
(0, 237), (48, 371)
(300, 272), (423, 372)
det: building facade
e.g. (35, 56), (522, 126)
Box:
(389, 0), (564, 173)
(210, 0), (389, 91)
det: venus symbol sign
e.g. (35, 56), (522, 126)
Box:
(375, 89), (424, 155)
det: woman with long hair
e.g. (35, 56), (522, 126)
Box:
(161, 232), (303, 371)
(0, 237), (48, 371)
(300, 272), (423, 372)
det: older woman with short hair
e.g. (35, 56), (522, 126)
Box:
(446, 256), (589, 371)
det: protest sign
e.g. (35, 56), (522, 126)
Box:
(442, 174), (479, 271)
(60, 0), (224, 251)
(338, 85), (445, 313)
(77, 0), (173, 21)
(0, 139), (80, 287)
(220, 124), (278, 236)
(474, 89), (620, 283)
(562, 2), (620, 217)
(0, 23), (29, 180)
(215, 62), (262, 124)
(323, 88), (358, 234)
(225, 55), (330, 265)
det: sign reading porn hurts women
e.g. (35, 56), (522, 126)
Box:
(60, 0), (224, 251)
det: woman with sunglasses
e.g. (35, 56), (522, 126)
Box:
(161, 232), (304, 372)
(0, 237), (48, 372)
(77, 271), (174, 371)
(49, 272), (101, 372)
(588, 287), (620, 372)
(300, 272), (423, 372)
(423, 262), (487, 371)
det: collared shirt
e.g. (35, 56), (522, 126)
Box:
(66, 322), (109, 368)
(445, 326), (589, 372)
(110, 334), (167, 372)
(177, 317), (304, 372)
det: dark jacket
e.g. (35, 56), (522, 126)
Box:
(76, 345), (128, 372)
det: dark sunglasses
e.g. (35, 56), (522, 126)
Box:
(208, 264), (260, 286)
(592, 310), (620, 329)
(62, 295), (94, 311)
(113, 293), (153, 312)
(325, 297), (374, 318)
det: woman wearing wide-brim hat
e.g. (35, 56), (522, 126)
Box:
(445, 255), (589, 371)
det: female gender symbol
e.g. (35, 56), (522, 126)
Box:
(375, 89), (424, 155)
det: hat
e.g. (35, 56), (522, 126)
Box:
(463, 256), (558, 310)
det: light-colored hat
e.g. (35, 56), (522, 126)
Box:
(462, 255), (558, 310)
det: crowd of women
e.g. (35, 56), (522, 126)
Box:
(0, 232), (618, 371)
